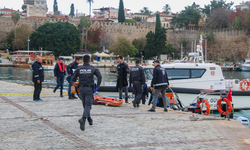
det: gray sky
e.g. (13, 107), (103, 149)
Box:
(1, 0), (245, 15)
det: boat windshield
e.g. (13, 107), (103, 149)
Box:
(245, 62), (250, 64)
(144, 68), (206, 80)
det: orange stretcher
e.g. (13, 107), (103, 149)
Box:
(94, 96), (124, 107)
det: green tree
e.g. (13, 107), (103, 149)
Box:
(69, 3), (75, 17)
(163, 4), (171, 14)
(205, 31), (214, 42)
(53, 0), (59, 15)
(232, 17), (242, 31)
(202, 0), (234, 16)
(118, 0), (125, 23)
(79, 16), (92, 49)
(180, 38), (188, 55)
(86, 0), (94, 17)
(171, 6), (201, 29)
(30, 22), (81, 56)
(140, 7), (152, 15)
(163, 44), (177, 55)
(1, 42), (11, 50)
(125, 19), (137, 23)
(154, 13), (167, 56)
(109, 37), (138, 56)
(132, 38), (146, 56)
(21, 5), (26, 11)
(133, 16), (141, 22)
(11, 12), (20, 50)
(144, 31), (155, 59)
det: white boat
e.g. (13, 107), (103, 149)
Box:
(236, 117), (249, 127)
(239, 58), (250, 71)
(98, 35), (250, 111)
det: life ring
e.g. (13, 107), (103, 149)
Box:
(197, 100), (211, 115)
(240, 79), (250, 91)
(217, 98), (232, 115)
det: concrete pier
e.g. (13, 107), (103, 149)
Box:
(0, 81), (250, 149)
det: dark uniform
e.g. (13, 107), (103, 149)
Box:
(140, 84), (148, 104)
(54, 62), (66, 96)
(72, 64), (102, 124)
(66, 61), (78, 98)
(116, 62), (129, 101)
(150, 64), (169, 111)
(129, 64), (145, 107)
(32, 61), (44, 101)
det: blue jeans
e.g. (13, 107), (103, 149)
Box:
(55, 76), (64, 95)
(67, 76), (73, 96)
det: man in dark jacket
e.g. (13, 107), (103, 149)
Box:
(148, 60), (170, 112)
(129, 60), (145, 107)
(66, 57), (81, 99)
(116, 56), (130, 103)
(72, 55), (102, 131)
(53, 58), (66, 97)
(32, 57), (44, 102)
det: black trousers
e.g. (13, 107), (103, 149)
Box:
(79, 87), (94, 119)
(133, 81), (143, 104)
(33, 82), (42, 100)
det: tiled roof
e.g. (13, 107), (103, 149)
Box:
(0, 8), (19, 12)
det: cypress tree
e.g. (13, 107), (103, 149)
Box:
(154, 13), (167, 56)
(118, 0), (125, 23)
(53, 0), (58, 15)
(145, 31), (155, 59)
(69, 3), (75, 17)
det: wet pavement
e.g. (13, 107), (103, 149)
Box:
(0, 81), (250, 150)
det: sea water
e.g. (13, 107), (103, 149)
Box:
(0, 67), (250, 128)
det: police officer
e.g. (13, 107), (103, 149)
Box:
(66, 57), (81, 99)
(148, 60), (169, 112)
(53, 58), (66, 97)
(72, 55), (102, 131)
(129, 60), (145, 107)
(116, 56), (130, 103)
(32, 57), (44, 101)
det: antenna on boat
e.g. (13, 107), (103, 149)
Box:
(195, 35), (204, 63)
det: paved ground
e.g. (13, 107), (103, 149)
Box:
(0, 81), (250, 150)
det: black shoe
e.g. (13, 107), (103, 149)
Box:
(125, 98), (128, 103)
(60, 95), (63, 97)
(78, 118), (86, 131)
(137, 103), (140, 107)
(87, 118), (93, 126)
(72, 95), (78, 99)
(148, 109), (155, 112)
(164, 109), (168, 112)
(132, 100), (136, 108)
(68, 95), (74, 99)
(53, 88), (56, 93)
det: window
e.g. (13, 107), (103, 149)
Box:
(41, 2), (44, 4)
(191, 69), (206, 78)
(36, 11), (39, 13)
(166, 69), (190, 79)
(36, 1), (39, 4)
(30, 6), (33, 8)
(36, 7), (39, 9)
(42, 11), (45, 14)
(29, 10), (33, 13)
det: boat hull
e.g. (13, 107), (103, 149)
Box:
(239, 65), (250, 71)
(98, 86), (250, 111)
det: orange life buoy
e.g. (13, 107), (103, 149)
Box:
(196, 100), (211, 115)
(240, 79), (250, 91)
(217, 98), (232, 115)
(94, 96), (124, 106)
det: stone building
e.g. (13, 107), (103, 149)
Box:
(131, 13), (149, 22)
(23, 0), (47, 17)
(146, 13), (177, 29)
(0, 8), (20, 15)
(93, 7), (131, 19)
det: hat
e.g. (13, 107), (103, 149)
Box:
(59, 58), (65, 61)
(153, 60), (160, 63)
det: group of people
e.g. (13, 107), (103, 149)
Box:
(116, 56), (170, 112)
(32, 55), (170, 131)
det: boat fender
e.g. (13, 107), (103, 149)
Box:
(196, 100), (211, 115)
(217, 97), (232, 116)
(240, 79), (250, 91)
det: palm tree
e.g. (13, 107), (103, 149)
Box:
(140, 7), (152, 15)
(11, 12), (20, 50)
(79, 16), (91, 49)
(163, 4), (171, 14)
(86, 0), (94, 17)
